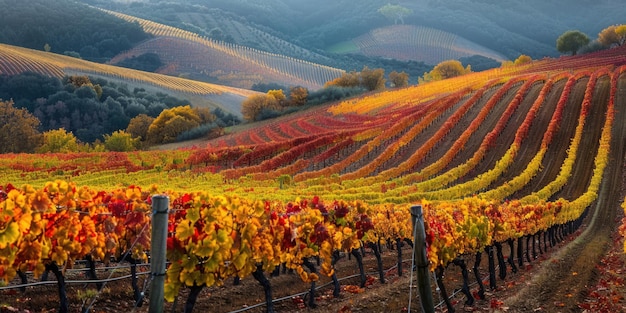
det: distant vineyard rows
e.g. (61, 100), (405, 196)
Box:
(104, 9), (345, 89)
(0, 43), (253, 98)
(351, 25), (507, 65)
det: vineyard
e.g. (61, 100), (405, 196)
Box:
(169, 11), (334, 67)
(330, 25), (507, 65)
(103, 9), (345, 90)
(1, 46), (626, 312)
(0, 43), (257, 116)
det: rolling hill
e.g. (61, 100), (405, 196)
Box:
(1, 42), (626, 312)
(0, 43), (258, 116)
(329, 25), (508, 65)
(103, 9), (346, 90)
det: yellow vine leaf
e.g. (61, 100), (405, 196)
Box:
(164, 280), (181, 302)
(0, 222), (20, 249)
(205, 272), (216, 287)
(186, 207), (200, 224)
(233, 252), (247, 271)
(195, 237), (216, 258)
(175, 220), (194, 241)
(181, 269), (201, 286)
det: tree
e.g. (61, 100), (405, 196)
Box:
(556, 30), (590, 55)
(325, 71), (360, 88)
(360, 66), (386, 91)
(267, 89), (287, 107)
(514, 54), (533, 65)
(192, 106), (216, 124)
(37, 128), (79, 153)
(420, 60), (471, 83)
(68, 75), (102, 100)
(146, 105), (202, 144)
(126, 114), (155, 141)
(103, 130), (139, 152)
(0, 100), (43, 153)
(241, 94), (280, 122)
(288, 86), (308, 106)
(388, 71), (409, 88)
(378, 4), (413, 25)
(68, 75), (92, 88)
(598, 24), (626, 47)
(325, 67), (385, 91)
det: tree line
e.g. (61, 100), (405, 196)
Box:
(0, 73), (241, 153)
(556, 24), (626, 56)
(0, 0), (150, 62)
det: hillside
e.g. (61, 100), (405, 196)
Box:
(103, 9), (345, 90)
(0, 0), (150, 62)
(0, 43), (258, 116)
(329, 25), (508, 65)
(82, 0), (625, 61)
(0, 45), (625, 313)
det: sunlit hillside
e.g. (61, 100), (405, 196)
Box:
(0, 43), (258, 115)
(103, 9), (346, 90)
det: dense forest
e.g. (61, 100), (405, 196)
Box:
(0, 0), (150, 62)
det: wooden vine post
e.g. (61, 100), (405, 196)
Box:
(149, 195), (170, 313)
(410, 205), (435, 313)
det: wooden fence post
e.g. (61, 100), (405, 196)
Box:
(411, 205), (435, 313)
(149, 195), (169, 313)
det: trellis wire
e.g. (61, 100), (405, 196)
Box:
(83, 212), (154, 312)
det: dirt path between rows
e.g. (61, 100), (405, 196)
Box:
(504, 75), (626, 312)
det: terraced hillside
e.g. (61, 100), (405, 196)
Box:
(1, 46), (626, 312)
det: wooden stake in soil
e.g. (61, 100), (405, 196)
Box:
(410, 205), (435, 313)
(149, 195), (169, 313)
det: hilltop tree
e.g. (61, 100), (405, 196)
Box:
(37, 128), (79, 153)
(598, 24), (626, 47)
(0, 100), (43, 153)
(388, 71), (409, 88)
(556, 30), (590, 55)
(378, 4), (413, 25)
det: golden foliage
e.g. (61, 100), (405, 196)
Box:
(147, 105), (201, 144)
(37, 128), (79, 153)
(0, 100), (43, 153)
(241, 94), (280, 122)
(126, 114), (155, 141)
